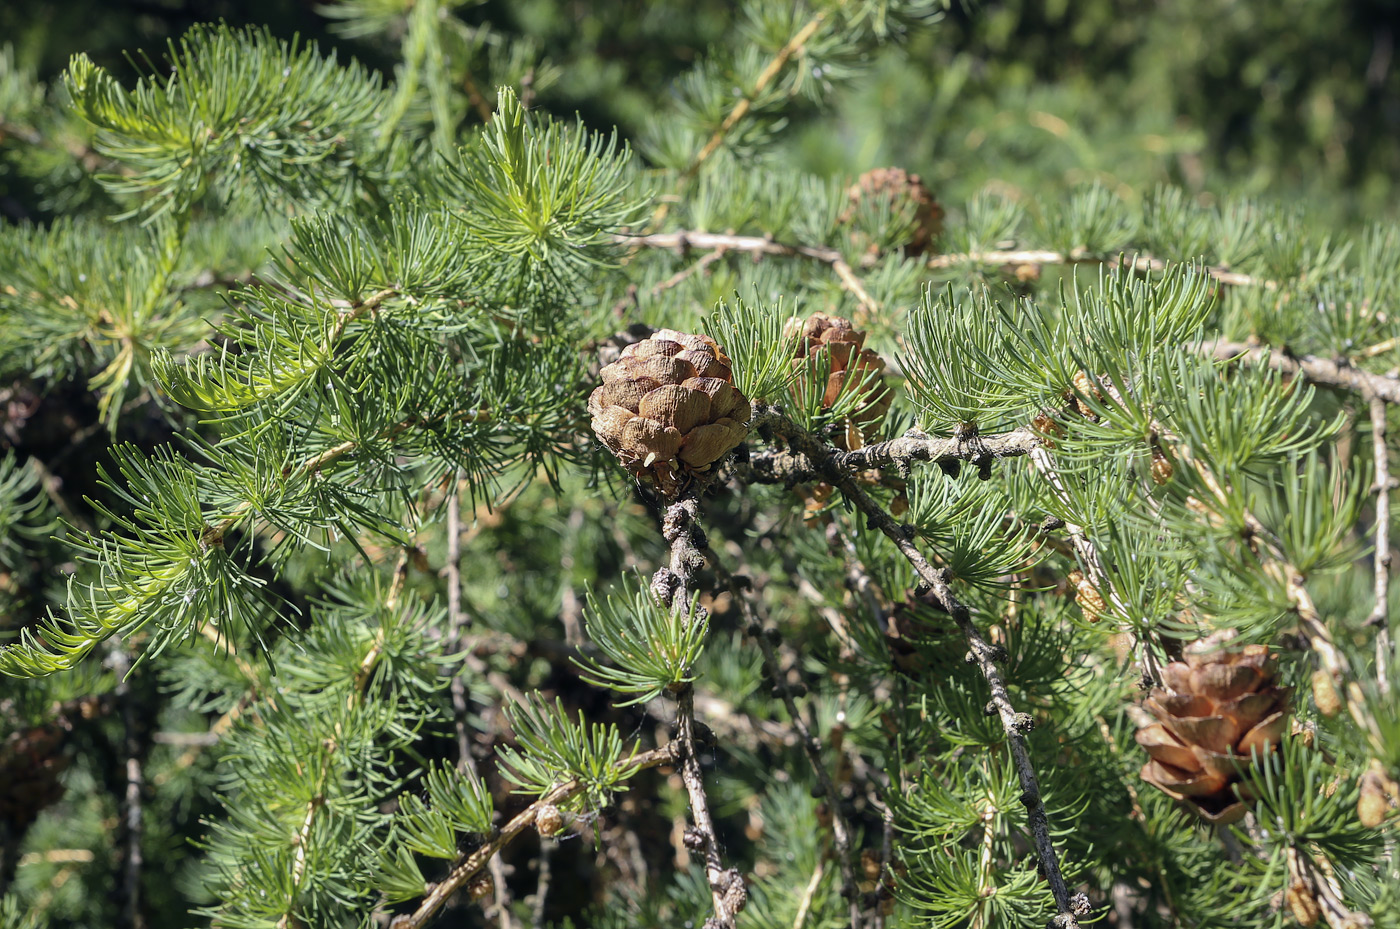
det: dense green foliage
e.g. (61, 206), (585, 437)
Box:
(1, 2), (1398, 929)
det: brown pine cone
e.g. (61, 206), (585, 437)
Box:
(1135, 637), (1290, 824)
(0, 723), (70, 833)
(841, 167), (944, 256)
(789, 312), (891, 450)
(589, 329), (751, 497)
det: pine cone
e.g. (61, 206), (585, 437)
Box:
(589, 329), (751, 497)
(0, 723), (70, 833)
(841, 167), (944, 256)
(789, 312), (890, 450)
(1135, 638), (1290, 824)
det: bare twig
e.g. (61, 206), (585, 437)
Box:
(1209, 340), (1400, 404)
(927, 250), (1266, 288)
(109, 647), (147, 929)
(441, 469), (513, 927)
(763, 405), (1086, 929)
(873, 798), (895, 929)
(1370, 397), (1393, 693)
(559, 506), (587, 647)
(624, 233), (1270, 319)
(707, 549), (862, 929)
(531, 836), (553, 929)
(445, 469), (472, 765)
(970, 786), (999, 929)
(791, 859), (825, 929)
(621, 231), (877, 317)
(277, 796), (324, 929)
(389, 744), (680, 929)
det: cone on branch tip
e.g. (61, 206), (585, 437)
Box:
(1, 723), (70, 832)
(788, 312), (891, 451)
(1135, 636), (1290, 824)
(841, 167), (944, 257)
(589, 329), (751, 498)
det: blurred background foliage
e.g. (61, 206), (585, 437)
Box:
(3, 0), (1397, 227)
(2, 1), (1398, 927)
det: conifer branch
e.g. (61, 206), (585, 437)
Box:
(621, 231), (878, 315)
(925, 250), (1266, 287)
(1173, 444), (1382, 746)
(760, 404), (1086, 929)
(445, 471), (472, 765)
(440, 473), (514, 928)
(1285, 845), (1374, 929)
(1028, 444), (1161, 682)
(742, 426), (1039, 484)
(1209, 340), (1400, 404)
(388, 744), (680, 929)
(1370, 397), (1393, 693)
(706, 549), (862, 929)
(652, 490), (746, 928)
(683, 12), (828, 182)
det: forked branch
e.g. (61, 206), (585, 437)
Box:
(761, 405), (1087, 929)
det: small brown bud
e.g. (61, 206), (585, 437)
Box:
(535, 803), (564, 837)
(467, 873), (495, 902)
(1286, 880), (1321, 927)
(1150, 447), (1174, 485)
(860, 848), (882, 881)
(1031, 409), (1062, 441)
(1072, 572), (1107, 623)
(1311, 670), (1342, 717)
(1358, 770), (1393, 828)
(1290, 717), (1316, 749)
(1069, 371), (1102, 420)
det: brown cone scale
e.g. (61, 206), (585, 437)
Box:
(589, 329), (751, 497)
(1135, 637), (1290, 824)
(841, 167), (944, 256)
(789, 312), (891, 451)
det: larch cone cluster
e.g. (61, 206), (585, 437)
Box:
(1135, 639), (1290, 824)
(589, 329), (751, 497)
(842, 166), (944, 256)
(789, 312), (891, 451)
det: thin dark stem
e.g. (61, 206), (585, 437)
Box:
(764, 405), (1085, 929)
(442, 469), (513, 927)
(706, 549), (862, 929)
(875, 799), (895, 929)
